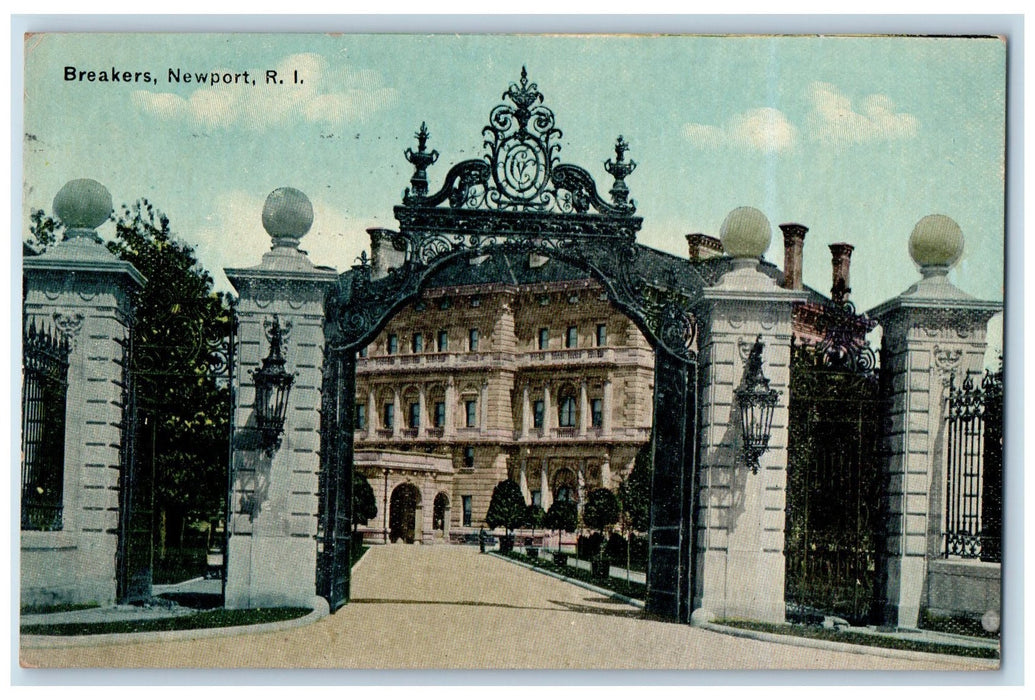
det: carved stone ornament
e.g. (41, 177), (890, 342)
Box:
(933, 344), (964, 373)
(52, 311), (85, 347)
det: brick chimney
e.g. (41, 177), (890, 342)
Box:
(686, 233), (724, 262)
(779, 223), (808, 290)
(829, 242), (854, 303)
(367, 228), (406, 280)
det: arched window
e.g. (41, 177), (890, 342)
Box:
(552, 467), (578, 503)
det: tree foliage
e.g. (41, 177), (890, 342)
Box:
(27, 209), (63, 251)
(524, 504), (546, 535)
(544, 499), (578, 541)
(352, 471), (378, 529)
(484, 479), (527, 535)
(582, 487), (620, 533)
(620, 438), (654, 533)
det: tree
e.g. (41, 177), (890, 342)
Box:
(352, 471), (378, 532)
(484, 479), (527, 536)
(544, 499), (578, 551)
(583, 487), (620, 534)
(524, 504), (546, 537)
(28, 200), (234, 563)
(621, 438), (653, 533)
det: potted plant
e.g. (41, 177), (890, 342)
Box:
(545, 499), (578, 567)
(485, 479), (526, 554)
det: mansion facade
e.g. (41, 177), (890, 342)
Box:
(353, 225), (833, 544)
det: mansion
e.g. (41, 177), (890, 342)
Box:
(354, 225), (831, 544)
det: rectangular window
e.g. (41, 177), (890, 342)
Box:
(533, 399), (544, 429)
(409, 402), (420, 429)
(596, 323), (607, 347)
(462, 495), (473, 526)
(532, 490), (542, 507)
(383, 402), (394, 430)
(538, 327), (549, 350)
(411, 333), (423, 353)
(463, 446), (475, 469)
(559, 396), (576, 427)
(591, 398), (603, 428)
(465, 400), (477, 428)
(355, 403), (367, 430)
(468, 328), (479, 352)
(387, 333), (399, 354)
(566, 326), (578, 349)
(358, 346), (368, 358)
(434, 401), (446, 428)
(437, 330), (449, 352)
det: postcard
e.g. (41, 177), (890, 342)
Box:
(18, 31), (1006, 672)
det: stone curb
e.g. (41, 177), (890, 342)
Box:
(20, 597), (330, 650)
(694, 620), (1000, 669)
(489, 552), (645, 609)
(20, 549), (378, 649)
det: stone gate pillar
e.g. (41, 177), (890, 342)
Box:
(868, 215), (1001, 629)
(692, 208), (807, 624)
(224, 188), (338, 609)
(21, 179), (145, 607)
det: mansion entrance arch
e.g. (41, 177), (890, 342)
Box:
(316, 69), (701, 618)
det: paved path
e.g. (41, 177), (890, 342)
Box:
(20, 545), (990, 670)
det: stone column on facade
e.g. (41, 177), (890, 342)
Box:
(367, 387), (377, 439)
(600, 452), (612, 489)
(391, 387), (401, 438)
(444, 377), (456, 437)
(602, 377), (613, 437)
(692, 207), (808, 625)
(577, 460), (587, 515)
(417, 383), (427, 438)
(868, 215), (1001, 630)
(519, 458), (531, 504)
(224, 188), (338, 610)
(542, 382), (552, 437)
(21, 179), (146, 608)
(578, 378), (589, 436)
(541, 458), (552, 511)
(521, 383), (531, 438)
(480, 379), (489, 432)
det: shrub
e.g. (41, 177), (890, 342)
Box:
(577, 532), (604, 559)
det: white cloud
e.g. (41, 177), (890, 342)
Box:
(682, 107), (797, 153)
(188, 190), (367, 291)
(131, 53), (399, 131)
(805, 82), (919, 145)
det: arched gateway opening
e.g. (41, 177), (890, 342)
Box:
(317, 69), (700, 619)
(389, 483), (421, 544)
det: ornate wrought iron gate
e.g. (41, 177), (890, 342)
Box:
(21, 319), (71, 532)
(944, 369), (1003, 563)
(785, 302), (886, 624)
(318, 69), (700, 618)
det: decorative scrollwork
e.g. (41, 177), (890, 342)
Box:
(806, 300), (879, 377)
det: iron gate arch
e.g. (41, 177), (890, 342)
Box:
(785, 300), (888, 625)
(317, 68), (701, 619)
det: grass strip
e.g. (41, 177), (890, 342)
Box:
(504, 551), (646, 601)
(21, 602), (101, 615)
(718, 619), (999, 660)
(21, 607), (310, 637)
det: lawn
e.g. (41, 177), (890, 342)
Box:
(503, 550), (646, 601)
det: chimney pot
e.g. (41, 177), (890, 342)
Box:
(780, 223), (808, 290)
(829, 242), (855, 303)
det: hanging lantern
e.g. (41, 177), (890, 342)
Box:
(252, 315), (294, 455)
(734, 336), (780, 474)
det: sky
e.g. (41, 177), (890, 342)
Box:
(21, 33), (1005, 355)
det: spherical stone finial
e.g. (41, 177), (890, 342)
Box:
(720, 206), (772, 259)
(262, 187), (314, 247)
(909, 214), (964, 269)
(53, 178), (112, 231)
